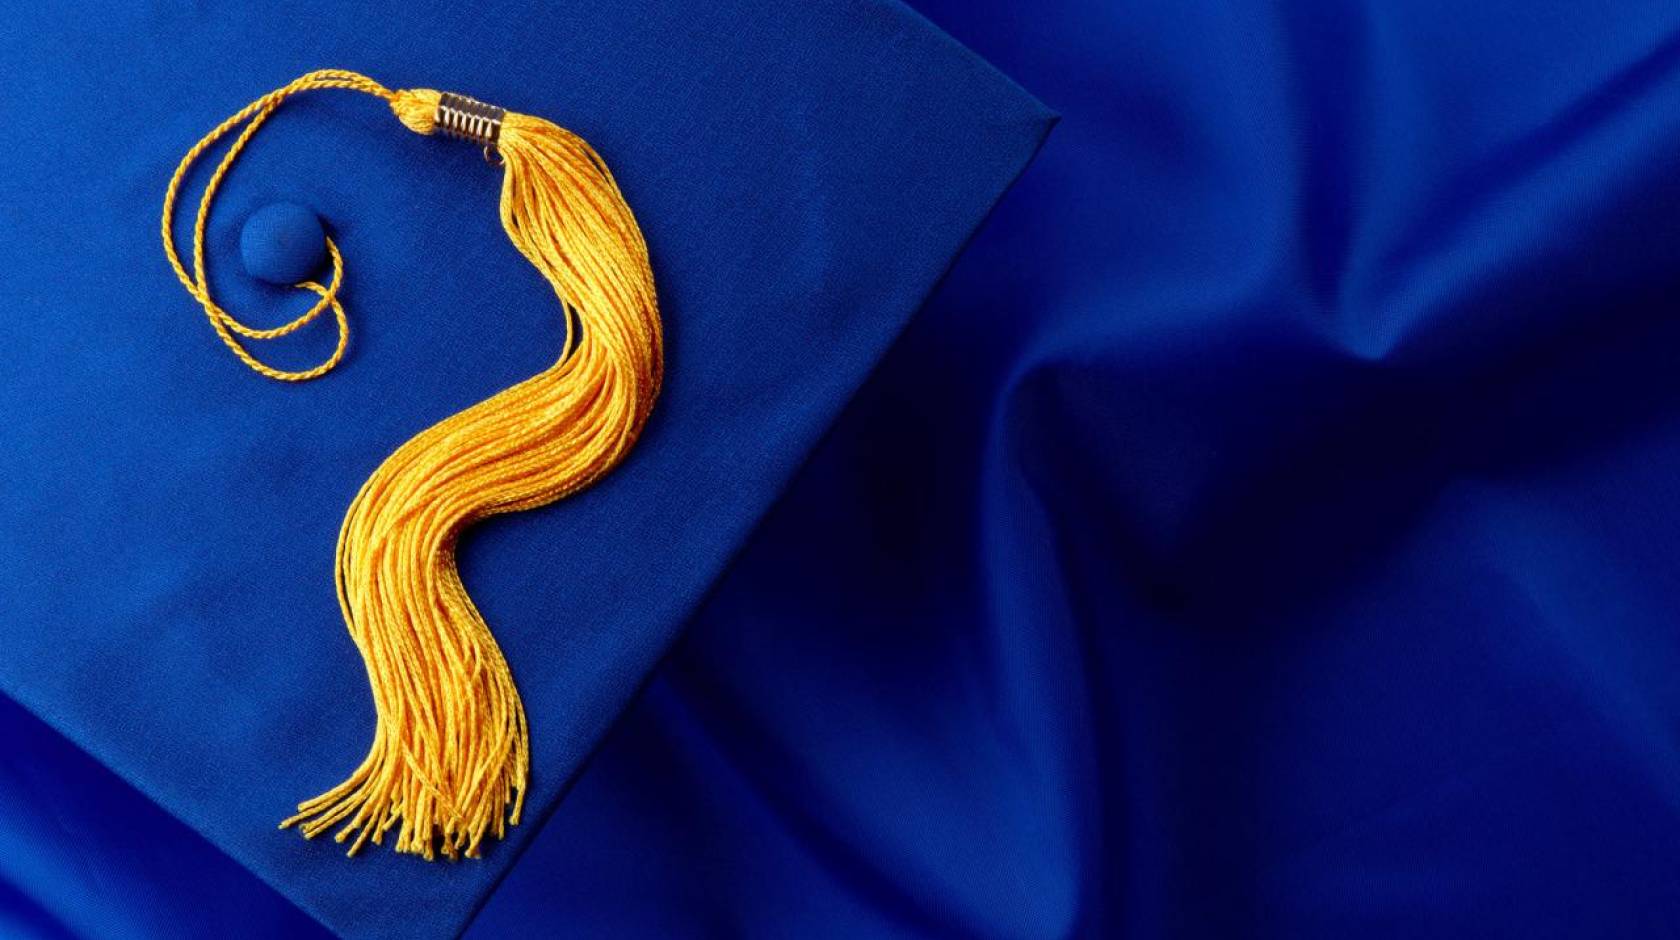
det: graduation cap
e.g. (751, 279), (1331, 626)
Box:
(0, 0), (1051, 936)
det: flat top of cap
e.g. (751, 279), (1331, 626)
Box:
(0, 1), (1051, 937)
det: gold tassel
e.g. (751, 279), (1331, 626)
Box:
(162, 69), (662, 859)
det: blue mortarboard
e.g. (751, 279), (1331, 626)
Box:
(0, 1), (1051, 936)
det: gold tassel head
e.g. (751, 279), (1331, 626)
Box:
(389, 87), (440, 135)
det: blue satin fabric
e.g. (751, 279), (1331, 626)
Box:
(8, 0), (1680, 937)
(471, 0), (1680, 934)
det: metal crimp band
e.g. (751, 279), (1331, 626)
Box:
(435, 92), (505, 148)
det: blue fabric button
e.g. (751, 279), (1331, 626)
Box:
(239, 202), (326, 285)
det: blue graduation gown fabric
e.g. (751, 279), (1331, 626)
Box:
(0, 1), (1049, 937)
(480, 2), (1680, 934)
(11, 0), (1680, 938)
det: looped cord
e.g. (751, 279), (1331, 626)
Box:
(161, 69), (395, 381)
